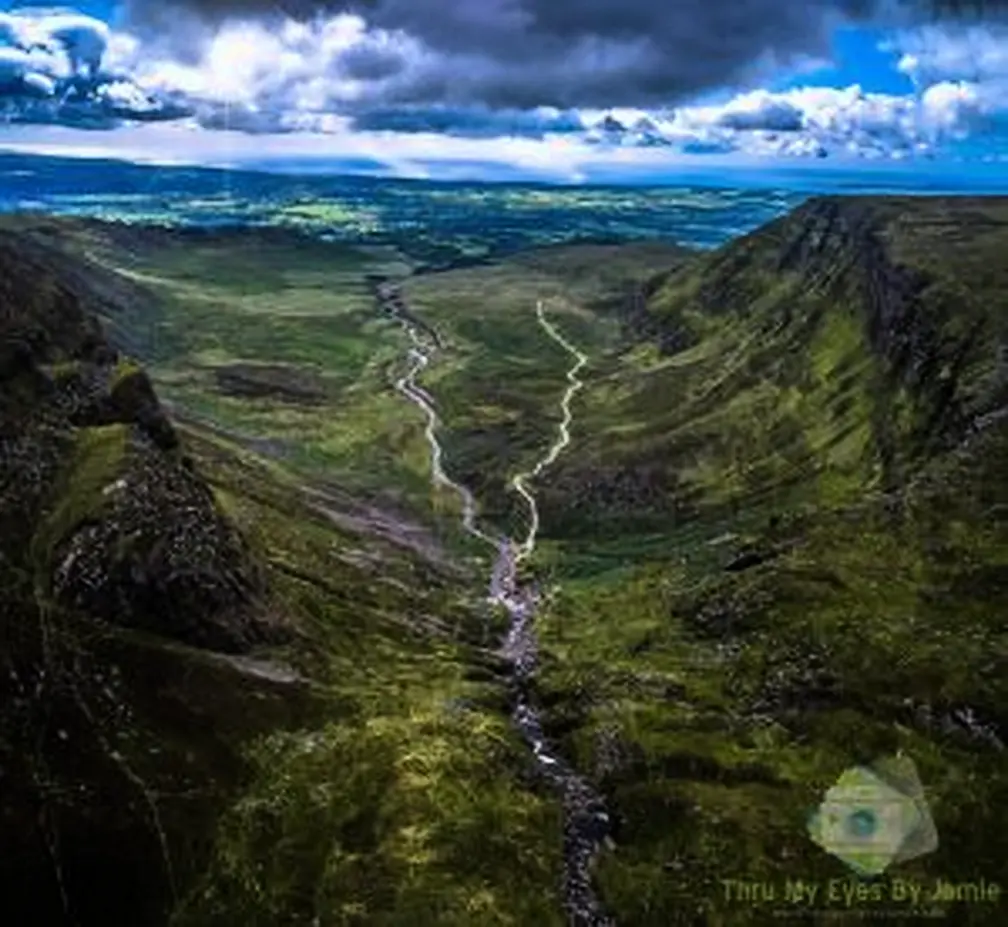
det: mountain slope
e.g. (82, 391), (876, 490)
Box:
(516, 196), (1008, 924)
(0, 226), (308, 923)
(534, 196), (1007, 539)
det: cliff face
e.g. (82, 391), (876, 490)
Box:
(0, 231), (279, 652)
(536, 196), (1008, 534)
(768, 196), (1005, 453)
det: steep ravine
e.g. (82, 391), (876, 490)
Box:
(377, 279), (615, 926)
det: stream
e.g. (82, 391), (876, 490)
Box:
(380, 281), (614, 926)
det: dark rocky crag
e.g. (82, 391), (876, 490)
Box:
(0, 231), (304, 925)
(0, 231), (281, 652)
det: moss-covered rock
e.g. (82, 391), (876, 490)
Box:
(1, 271), (270, 651)
(35, 423), (269, 651)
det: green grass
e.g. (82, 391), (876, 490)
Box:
(5, 221), (681, 925)
(65, 230), (685, 924)
(399, 253), (666, 538)
(30, 423), (129, 595)
(129, 201), (1008, 923)
(65, 227), (449, 517)
(109, 355), (144, 388)
(164, 422), (565, 927)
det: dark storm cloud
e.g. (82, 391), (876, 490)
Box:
(337, 42), (407, 82)
(117, 0), (1007, 110)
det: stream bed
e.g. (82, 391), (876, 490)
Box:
(381, 279), (615, 926)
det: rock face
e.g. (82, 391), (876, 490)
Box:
(520, 197), (1008, 925)
(45, 430), (268, 651)
(537, 195), (1008, 538)
(0, 231), (277, 652)
(0, 228), (304, 927)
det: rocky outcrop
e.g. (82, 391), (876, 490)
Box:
(44, 426), (270, 652)
(0, 229), (279, 652)
(373, 277), (446, 348)
(590, 277), (700, 355)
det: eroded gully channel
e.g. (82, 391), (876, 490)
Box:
(376, 281), (614, 927)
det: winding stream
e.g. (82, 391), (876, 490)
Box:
(392, 322), (497, 547)
(511, 302), (589, 562)
(382, 281), (614, 926)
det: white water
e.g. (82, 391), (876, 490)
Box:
(393, 321), (498, 547)
(511, 300), (589, 563)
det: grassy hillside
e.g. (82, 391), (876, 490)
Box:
(516, 196), (1008, 924)
(0, 223), (555, 926)
(401, 240), (692, 538)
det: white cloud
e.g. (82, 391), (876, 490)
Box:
(892, 24), (1008, 87)
(0, 6), (1002, 169)
(9, 7), (984, 156)
(2, 114), (1008, 190)
(0, 120), (650, 180)
(98, 10), (440, 132)
(887, 23), (1008, 122)
(0, 7), (180, 123)
(0, 8), (111, 83)
(919, 80), (983, 129)
(616, 81), (984, 158)
(94, 78), (164, 113)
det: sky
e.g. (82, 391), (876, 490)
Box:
(0, 0), (1005, 184)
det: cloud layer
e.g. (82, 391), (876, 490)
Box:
(119, 0), (876, 110)
(0, 2), (1004, 168)
(0, 6), (190, 126)
(119, 0), (1008, 109)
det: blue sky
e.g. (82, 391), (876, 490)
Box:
(774, 28), (915, 95)
(0, 1), (1005, 184)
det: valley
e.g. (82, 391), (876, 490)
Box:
(1, 194), (1007, 926)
